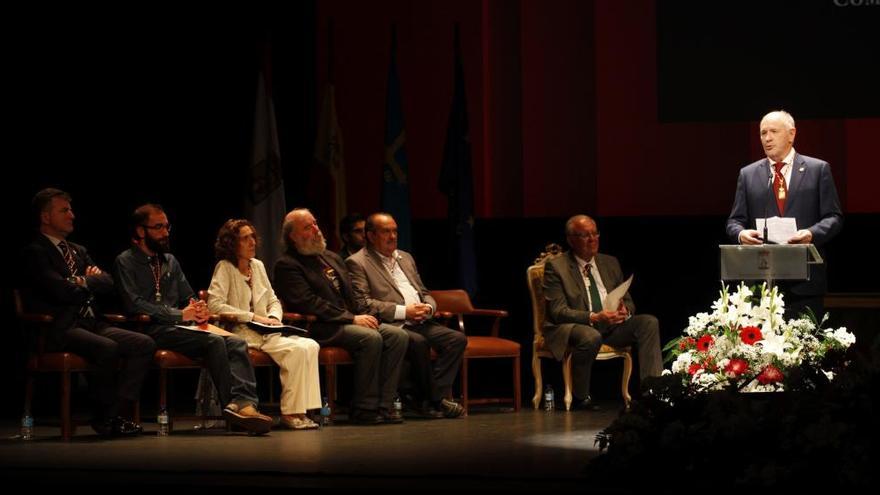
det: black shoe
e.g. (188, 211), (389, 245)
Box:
(92, 417), (143, 437)
(378, 407), (405, 424)
(413, 401), (444, 419)
(571, 396), (601, 411)
(349, 408), (383, 425)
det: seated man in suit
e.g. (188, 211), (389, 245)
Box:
(22, 188), (154, 436)
(542, 214), (662, 410)
(274, 208), (408, 425)
(346, 212), (466, 418)
(113, 203), (272, 435)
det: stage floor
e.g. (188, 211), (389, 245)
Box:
(0, 405), (620, 491)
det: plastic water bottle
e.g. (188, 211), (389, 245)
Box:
(20, 413), (34, 440)
(544, 385), (555, 412)
(319, 397), (331, 428)
(157, 407), (170, 436)
(392, 396), (403, 416)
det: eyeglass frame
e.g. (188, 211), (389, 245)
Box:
(567, 231), (600, 240)
(141, 223), (172, 233)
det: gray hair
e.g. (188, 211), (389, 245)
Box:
(761, 110), (795, 130)
(565, 214), (595, 235)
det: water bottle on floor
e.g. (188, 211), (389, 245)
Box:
(544, 385), (555, 412)
(20, 413), (34, 440)
(157, 407), (169, 436)
(393, 396), (402, 416)
(319, 397), (332, 428)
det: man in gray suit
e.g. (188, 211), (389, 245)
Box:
(543, 215), (662, 410)
(346, 213), (467, 418)
(727, 110), (843, 318)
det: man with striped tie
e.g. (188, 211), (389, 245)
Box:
(21, 188), (155, 437)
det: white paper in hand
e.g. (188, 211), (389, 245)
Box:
(603, 274), (633, 311)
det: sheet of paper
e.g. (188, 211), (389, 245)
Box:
(756, 216), (798, 244)
(175, 323), (234, 337)
(603, 274), (633, 311)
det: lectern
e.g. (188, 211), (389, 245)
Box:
(720, 244), (823, 286)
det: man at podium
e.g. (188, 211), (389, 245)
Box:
(726, 110), (843, 318)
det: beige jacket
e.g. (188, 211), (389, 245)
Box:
(207, 258), (283, 347)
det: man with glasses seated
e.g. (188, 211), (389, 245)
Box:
(542, 215), (662, 411)
(113, 203), (272, 435)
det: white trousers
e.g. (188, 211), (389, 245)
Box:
(258, 334), (322, 415)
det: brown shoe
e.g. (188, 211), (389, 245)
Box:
(440, 398), (465, 418)
(223, 404), (272, 434)
(280, 414), (319, 430)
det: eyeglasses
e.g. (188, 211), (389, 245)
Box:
(142, 223), (172, 233)
(569, 231), (600, 240)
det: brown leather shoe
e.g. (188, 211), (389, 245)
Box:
(280, 414), (319, 430)
(223, 404), (272, 434)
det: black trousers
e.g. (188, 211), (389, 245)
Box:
(56, 318), (155, 420)
(403, 322), (468, 402)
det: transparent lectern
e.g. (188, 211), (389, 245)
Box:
(720, 244), (823, 287)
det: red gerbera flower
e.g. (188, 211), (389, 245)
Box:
(725, 358), (749, 376)
(757, 364), (784, 384)
(697, 335), (714, 352)
(740, 326), (763, 345)
(687, 363), (702, 375)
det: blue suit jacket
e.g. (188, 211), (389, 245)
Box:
(726, 153), (843, 295)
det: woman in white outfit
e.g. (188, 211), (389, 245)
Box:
(207, 219), (321, 430)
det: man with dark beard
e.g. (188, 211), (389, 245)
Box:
(113, 203), (272, 435)
(274, 208), (408, 425)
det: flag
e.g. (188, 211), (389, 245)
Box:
(314, 82), (346, 247)
(438, 25), (478, 296)
(245, 52), (286, 275)
(381, 26), (412, 251)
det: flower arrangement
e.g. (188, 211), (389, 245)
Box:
(663, 283), (855, 392)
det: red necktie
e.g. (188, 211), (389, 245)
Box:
(773, 162), (787, 216)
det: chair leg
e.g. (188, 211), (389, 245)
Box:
(24, 371), (34, 419)
(531, 353), (543, 410)
(61, 370), (72, 441)
(324, 364), (337, 420)
(461, 359), (469, 415)
(621, 353), (633, 406)
(512, 355), (521, 411)
(562, 353), (573, 411)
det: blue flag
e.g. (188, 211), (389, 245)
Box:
(381, 26), (412, 251)
(438, 25), (478, 296)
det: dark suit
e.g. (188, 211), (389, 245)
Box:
(543, 251), (662, 399)
(274, 248), (407, 411)
(346, 248), (467, 402)
(726, 153), (843, 312)
(21, 234), (155, 420)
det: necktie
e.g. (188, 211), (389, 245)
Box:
(584, 263), (603, 313)
(58, 240), (77, 276)
(773, 162), (787, 215)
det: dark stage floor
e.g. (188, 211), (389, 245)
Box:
(0, 406), (621, 491)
